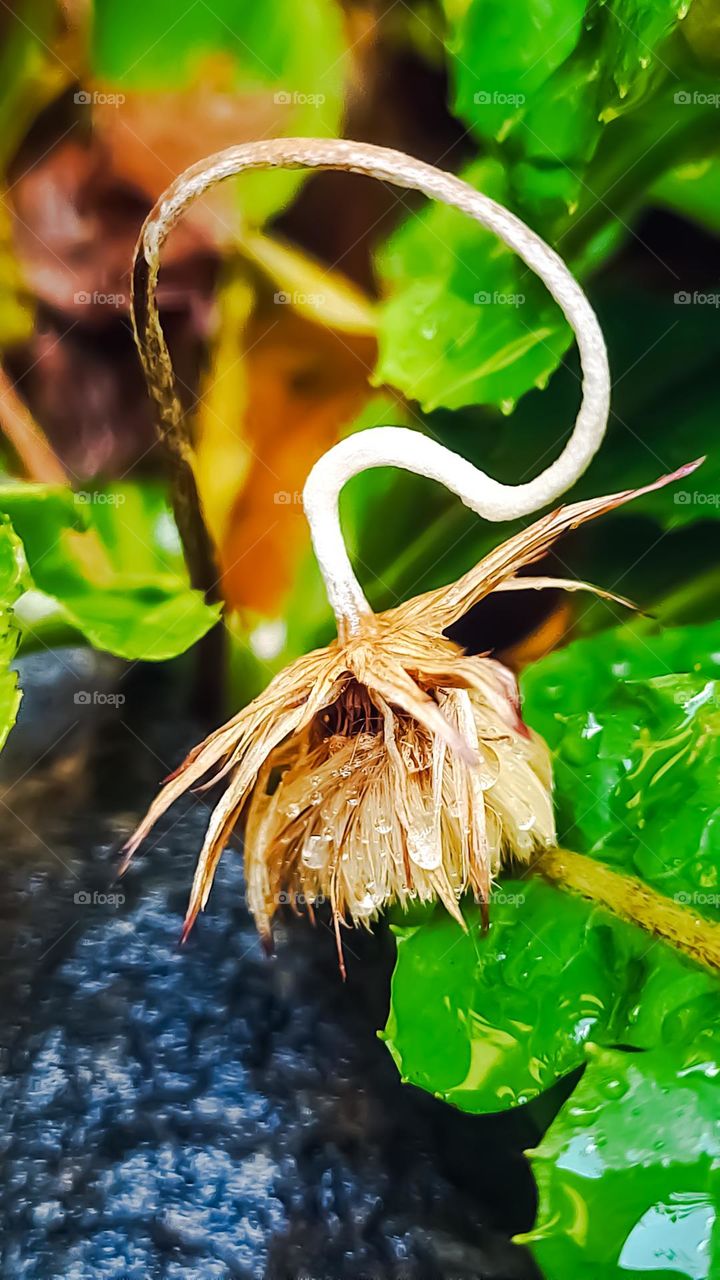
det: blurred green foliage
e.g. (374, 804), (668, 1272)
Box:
(1, 482), (221, 661)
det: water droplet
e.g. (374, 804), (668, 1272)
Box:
(357, 892), (377, 914)
(374, 817), (392, 835)
(407, 824), (442, 870)
(475, 747), (500, 789)
(356, 881), (385, 913)
(582, 711), (603, 740)
(301, 833), (331, 869)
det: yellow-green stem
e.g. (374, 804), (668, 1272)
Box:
(537, 847), (720, 973)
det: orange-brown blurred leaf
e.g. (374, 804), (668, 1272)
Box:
(199, 295), (376, 617)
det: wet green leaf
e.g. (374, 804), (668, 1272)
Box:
(363, 284), (720, 618)
(443, 0), (690, 214)
(522, 620), (720, 913)
(375, 1), (703, 412)
(384, 881), (718, 1114)
(521, 1041), (720, 1279)
(385, 620), (720, 1116)
(442, 0), (586, 140)
(375, 158), (571, 413)
(0, 482), (220, 661)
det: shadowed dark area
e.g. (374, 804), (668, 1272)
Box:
(0, 653), (541, 1280)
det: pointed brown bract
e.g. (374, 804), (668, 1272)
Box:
(123, 462), (701, 945)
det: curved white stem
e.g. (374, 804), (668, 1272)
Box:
(135, 138), (610, 630)
(298, 156), (609, 628)
(304, 411), (608, 625)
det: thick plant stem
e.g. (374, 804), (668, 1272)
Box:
(537, 847), (720, 973)
(131, 254), (220, 603)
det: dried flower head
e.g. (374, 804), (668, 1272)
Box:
(125, 138), (699, 969)
(123, 466), (695, 969)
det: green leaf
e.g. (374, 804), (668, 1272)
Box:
(384, 620), (720, 1116)
(564, 296), (720, 534)
(522, 620), (720, 913)
(521, 1041), (720, 1279)
(374, 2), (706, 414)
(375, 158), (572, 412)
(0, 515), (28, 750)
(442, 0), (691, 214)
(601, 0), (689, 111)
(384, 882), (718, 1114)
(0, 482), (221, 662)
(442, 0), (587, 140)
(360, 284), (720, 618)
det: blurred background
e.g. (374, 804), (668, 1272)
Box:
(1, 0), (719, 696)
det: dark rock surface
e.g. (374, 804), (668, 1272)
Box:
(0, 656), (541, 1280)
